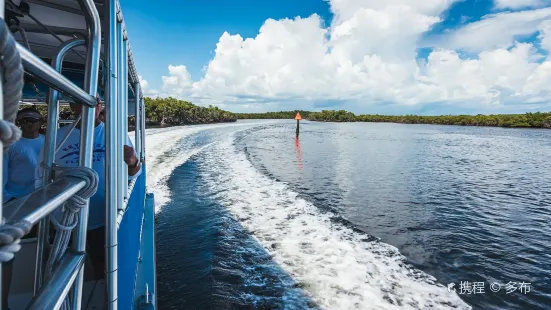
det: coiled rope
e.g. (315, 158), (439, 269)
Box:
(0, 220), (32, 262)
(45, 166), (98, 310)
(0, 18), (23, 152)
(44, 166), (98, 277)
(0, 16), (26, 263)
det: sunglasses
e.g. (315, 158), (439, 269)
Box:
(19, 118), (39, 124)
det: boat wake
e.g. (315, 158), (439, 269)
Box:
(145, 124), (471, 309)
(142, 122), (268, 211)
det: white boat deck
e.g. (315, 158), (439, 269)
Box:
(8, 238), (106, 310)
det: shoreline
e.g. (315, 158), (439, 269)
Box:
(236, 110), (551, 129)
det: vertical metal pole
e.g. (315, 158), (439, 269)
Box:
(35, 39), (86, 295)
(73, 1), (101, 309)
(105, 0), (119, 309)
(133, 83), (140, 161)
(121, 39), (128, 200)
(140, 97), (145, 162)
(116, 23), (124, 206)
(0, 3), (5, 310)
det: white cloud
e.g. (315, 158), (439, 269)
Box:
(539, 19), (551, 52)
(138, 75), (149, 89)
(419, 43), (544, 104)
(138, 75), (161, 97)
(494, 0), (549, 9)
(430, 7), (551, 52)
(156, 0), (551, 113)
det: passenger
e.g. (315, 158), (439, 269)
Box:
(35, 100), (142, 280)
(2, 107), (45, 309)
(3, 107), (45, 202)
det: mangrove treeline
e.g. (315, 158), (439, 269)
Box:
(237, 110), (551, 128)
(20, 97), (237, 130)
(143, 97), (236, 126)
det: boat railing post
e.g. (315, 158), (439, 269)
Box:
(122, 38), (128, 201)
(117, 18), (124, 217)
(140, 97), (145, 162)
(105, 0), (120, 308)
(0, 2), (5, 309)
(35, 38), (86, 295)
(133, 82), (141, 161)
(72, 1), (101, 309)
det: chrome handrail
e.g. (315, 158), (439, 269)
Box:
(3, 177), (86, 225)
(1, 4), (6, 308)
(105, 0), (120, 308)
(16, 45), (97, 107)
(134, 82), (141, 161)
(140, 97), (146, 162)
(117, 20), (126, 213)
(27, 252), (86, 310)
(71, 1), (102, 308)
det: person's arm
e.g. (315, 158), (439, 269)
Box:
(123, 145), (140, 176)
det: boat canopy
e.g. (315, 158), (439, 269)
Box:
(6, 0), (141, 102)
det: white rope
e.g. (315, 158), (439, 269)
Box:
(0, 220), (32, 262)
(0, 18), (24, 152)
(43, 166), (98, 309)
(0, 14), (26, 263)
(44, 166), (98, 278)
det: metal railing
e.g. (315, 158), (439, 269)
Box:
(28, 253), (86, 310)
(1, 0), (148, 308)
(16, 45), (97, 107)
(35, 38), (87, 294)
(105, 0), (120, 308)
(3, 177), (87, 225)
(0, 1), (6, 307)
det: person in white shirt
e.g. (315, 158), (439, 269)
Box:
(3, 107), (45, 202)
(2, 107), (45, 309)
(35, 101), (142, 281)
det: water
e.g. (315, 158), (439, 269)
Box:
(146, 120), (551, 309)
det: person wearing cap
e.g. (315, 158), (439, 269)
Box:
(3, 107), (45, 202)
(2, 107), (45, 309)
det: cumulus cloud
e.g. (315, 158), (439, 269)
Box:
(431, 7), (551, 52)
(138, 75), (149, 89)
(139, 75), (160, 97)
(156, 0), (551, 113)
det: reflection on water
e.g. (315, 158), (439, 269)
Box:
(295, 137), (303, 171)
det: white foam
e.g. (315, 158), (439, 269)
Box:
(198, 133), (472, 310)
(142, 122), (273, 212)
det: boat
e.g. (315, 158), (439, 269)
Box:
(0, 0), (156, 309)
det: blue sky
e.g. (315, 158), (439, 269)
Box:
(121, 0), (332, 88)
(120, 0), (551, 114)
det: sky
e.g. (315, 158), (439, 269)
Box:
(120, 0), (551, 115)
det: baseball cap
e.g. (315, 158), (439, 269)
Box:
(16, 109), (42, 121)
